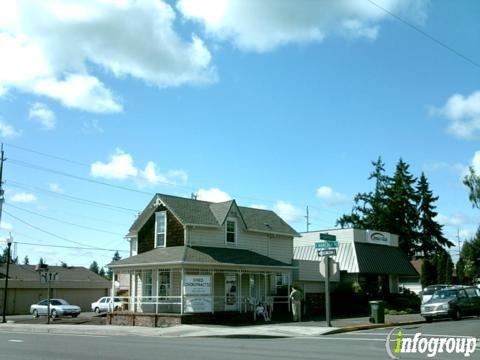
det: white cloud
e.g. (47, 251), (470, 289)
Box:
(82, 119), (104, 134)
(274, 200), (304, 223)
(29, 102), (56, 129)
(48, 183), (64, 194)
(436, 213), (472, 227)
(196, 188), (231, 202)
(91, 149), (188, 187)
(10, 192), (37, 203)
(0, 221), (13, 231)
(316, 186), (349, 206)
(471, 151), (480, 173)
(432, 90), (480, 139)
(0, 119), (20, 138)
(178, 0), (429, 52)
(0, 1), (215, 112)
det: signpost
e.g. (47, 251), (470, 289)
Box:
(316, 233), (337, 327)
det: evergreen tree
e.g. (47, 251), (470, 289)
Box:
(416, 173), (454, 257)
(39, 257), (45, 266)
(463, 166), (480, 208)
(99, 267), (106, 277)
(107, 251), (121, 279)
(60, 261), (68, 268)
(89, 261), (99, 274)
(445, 254), (454, 284)
(384, 159), (419, 256)
(421, 259), (437, 288)
(23, 256), (29, 265)
(434, 251), (446, 284)
(337, 157), (390, 229)
(0, 247), (18, 264)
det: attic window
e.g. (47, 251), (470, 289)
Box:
(226, 219), (236, 244)
(155, 211), (167, 247)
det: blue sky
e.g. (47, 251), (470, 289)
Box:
(0, 0), (479, 269)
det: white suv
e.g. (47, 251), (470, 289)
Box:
(91, 297), (126, 313)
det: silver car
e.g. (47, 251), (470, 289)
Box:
(30, 298), (81, 318)
(421, 287), (480, 322)
(91, 296), (127, 313)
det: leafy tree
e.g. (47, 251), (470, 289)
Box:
(23, 255), (29, 265)
(60, 261), (68, 268)
(463, 166), (480, 208)
(456, 229), (480, 283)
(38, 257), (45, 266)
(416, 173), (454, 257)
(107, 251), (121, 280)
(89, 261), (99, 274)
(0, 247), (18, 264)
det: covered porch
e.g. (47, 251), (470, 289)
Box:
(109, 246), (293, 319)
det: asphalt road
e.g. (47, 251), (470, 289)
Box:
(1, 318), (479, 360)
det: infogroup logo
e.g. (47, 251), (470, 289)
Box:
(385, 327), (478, 359)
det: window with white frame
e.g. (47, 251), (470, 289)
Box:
(130, 238), (137, 255)
(142, 270), (153, 301)
(155, 211), (167, 247)
(226, 219), (236, 244)
(157, 270), (170, 298)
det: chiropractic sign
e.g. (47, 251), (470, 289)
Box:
(183, 275), (212, 313)
(385, 327), (477, 359)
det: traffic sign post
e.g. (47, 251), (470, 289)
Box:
(316, 233), (337, 327)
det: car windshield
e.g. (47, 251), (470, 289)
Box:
(431, 290), (457, 300)
(51, 299), (69, 305)
(423, 286), (444, 295)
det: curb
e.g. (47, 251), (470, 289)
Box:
(324, 320), (425, 335)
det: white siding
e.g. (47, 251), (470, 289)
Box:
(189, 227), (293, 264)
(293, 260), (340, 282)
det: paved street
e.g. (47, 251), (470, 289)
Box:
(1, 318), (478, 360)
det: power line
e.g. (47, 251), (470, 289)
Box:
(5, 203), (124, 237)
(5, 143), (192, 189)
(6, 180), (139, 214)
(14, 241), (128, 253)
(3, 209), (118, 250)
(8, 158), (154, 196)
(367, 0), (480, 69)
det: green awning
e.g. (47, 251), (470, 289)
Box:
(354, 243), (418, 276)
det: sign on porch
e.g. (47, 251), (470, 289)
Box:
(184, 275), (212, 295)
(184, 275), (213, 313)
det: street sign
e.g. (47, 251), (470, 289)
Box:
(318, 249), (337, 257)
(315, 241), (339, 250)
(320, 233), (336, 241)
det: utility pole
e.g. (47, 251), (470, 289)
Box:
(0, 144), (5, 228)
(305, 206), (311, 232)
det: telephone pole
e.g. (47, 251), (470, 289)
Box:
(0, 144), (5, 227)
(305, 206), (311, 232)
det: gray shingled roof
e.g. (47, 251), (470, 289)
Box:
(129, 193), (299, 236)
(109, 246), (292, 268)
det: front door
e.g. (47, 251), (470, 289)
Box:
(225, 274), (238, 311)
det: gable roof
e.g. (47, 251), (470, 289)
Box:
(109, 245), (292, 268)
(0, 264), (111, 288)
(129, 193), (299, 237)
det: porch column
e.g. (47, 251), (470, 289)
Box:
(155, 269), (159, 314)
(211, 270), (215, 314)
(180, 267), (184, 315)
(110, 270), (115, 313)
(287, 271), (291, 313)
(238, 271), (242, 313)
(264, 272), (267, 301)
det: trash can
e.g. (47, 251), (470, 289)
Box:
(369, 300), (385, 324)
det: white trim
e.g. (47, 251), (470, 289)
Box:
(111, 261), (296, 270)
(225, 217), (237, 245)
(154, 211), (167, 248)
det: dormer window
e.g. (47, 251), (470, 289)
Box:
(226, 218), (236, 244)
(155, 211), (167, 247)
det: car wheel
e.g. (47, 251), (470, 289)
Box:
(453, 308), (461, 321)
(94, 307), (100, 314)
(72, 314), (79, 318)
(424, 316), (432, 323)
(51, 309), (57, 318)
(32, 309), (39, 318)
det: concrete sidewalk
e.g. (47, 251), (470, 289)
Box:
(0, 313), (424, 338)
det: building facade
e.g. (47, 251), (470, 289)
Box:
(109, 194), (299, 316)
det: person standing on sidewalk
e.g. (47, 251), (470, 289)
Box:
(289, 286), (303, 322)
